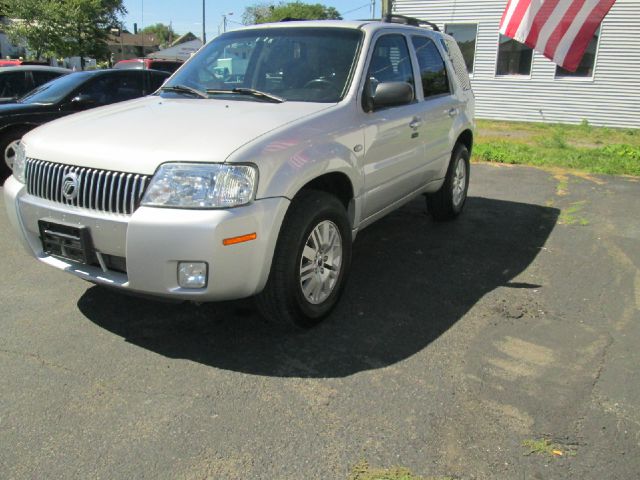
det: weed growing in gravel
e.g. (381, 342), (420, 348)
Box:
(348, 460), (456, 480)
(522, 438), (566, 457)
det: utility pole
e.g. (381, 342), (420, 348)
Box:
(382, 0), (393, 18)
(370, 0), (376, 19)
(222, 13), (233, 33)
(141, 0), (145, 55)
(202, 0), (206, 44)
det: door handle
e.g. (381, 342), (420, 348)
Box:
(409, 118), (422, 129)
(447, 108), (458, 117)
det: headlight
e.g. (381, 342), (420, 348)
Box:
(141, 163), (258, 208)
(13, 141), (27, 183)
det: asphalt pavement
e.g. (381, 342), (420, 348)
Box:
(1, 164), (639, 479)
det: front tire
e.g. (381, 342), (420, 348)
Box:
(256, 190), (352, 329)
(426, 143), (470, 221)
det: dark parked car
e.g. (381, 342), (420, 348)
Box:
(0, 68), (169, 178)
(113, 58), (183, 74)
(0, 66), (70, 104)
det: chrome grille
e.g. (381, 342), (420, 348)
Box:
(25, 158), (151, 215)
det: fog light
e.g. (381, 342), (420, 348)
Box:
(178, 262), (208, 289)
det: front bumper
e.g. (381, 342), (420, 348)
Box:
(4, 175), (289, 301)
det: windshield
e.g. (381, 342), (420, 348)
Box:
(162, 27), (362, 103)
(19, 72), (92, 104)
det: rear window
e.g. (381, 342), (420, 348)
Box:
(114, 60), (143, 70)
(148, 61), (182, 73)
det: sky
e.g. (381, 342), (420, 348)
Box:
(121, 0), (381, 40)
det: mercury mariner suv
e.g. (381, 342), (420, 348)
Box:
(5, 15), (475, 328)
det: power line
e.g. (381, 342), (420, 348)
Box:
(341, 2), (372, 16)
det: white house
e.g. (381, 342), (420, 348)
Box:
(393, 0), (640, 128)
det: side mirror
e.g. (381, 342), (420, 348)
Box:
(70, 94), (97, 108)
(372, 81), (414, 110)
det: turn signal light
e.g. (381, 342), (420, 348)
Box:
(223, 232), (257, 246)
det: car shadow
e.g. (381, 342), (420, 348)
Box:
(77, 196), (559, 378)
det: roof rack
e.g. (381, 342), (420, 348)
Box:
(382, 14), (440, 31)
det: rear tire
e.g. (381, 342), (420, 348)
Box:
(256, 190), (352, 329)
(426, 143), (470, 221)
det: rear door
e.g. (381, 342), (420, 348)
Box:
(410, 35), (459, 182)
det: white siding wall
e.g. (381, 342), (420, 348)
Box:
(394, 0), (640, 128)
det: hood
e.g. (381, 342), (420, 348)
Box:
(0, 102), (51, 117)
(24, 96), (334, 175)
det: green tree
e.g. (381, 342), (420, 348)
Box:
(2, 0), (60, 59)
(242, 1), (342, 25)
(4, 0), (125, 68)
(141, 23), (176, 49)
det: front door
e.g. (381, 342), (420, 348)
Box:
(361, 33), (425, 220)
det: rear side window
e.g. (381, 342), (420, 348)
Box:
(112, 72), (144, 101)
(32, 71), (64, 87)
(412, 36), (450, 98)
(149, 61), (181, 73)
(0, 71), (28, 98)
(442, 38), (472, 91)
(147, 71), (169, 92)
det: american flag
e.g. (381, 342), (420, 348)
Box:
(499, 0), (617, 71)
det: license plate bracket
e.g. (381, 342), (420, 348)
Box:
(38, 220), (94, 264)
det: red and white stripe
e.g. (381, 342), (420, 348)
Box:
(499, 0), (617, 71)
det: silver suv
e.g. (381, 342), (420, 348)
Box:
(5, 15), (474, 328)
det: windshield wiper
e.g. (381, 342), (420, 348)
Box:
(160, 84), (208, 99)
(206, 88), (285, 103)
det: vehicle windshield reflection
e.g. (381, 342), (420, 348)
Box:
(20, 72), (92, 105)
(161, 27), (362, 103)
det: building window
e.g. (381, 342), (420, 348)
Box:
(444, 24), (477, 74)
(555, 28), (600, 78)
(496, 34), (533, 76)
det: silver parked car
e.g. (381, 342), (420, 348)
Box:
(5, 15), (475, 328)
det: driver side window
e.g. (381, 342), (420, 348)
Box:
(362, 34), (415, 112)
(367, 34), (414, 85)
(363, 34), (415, 110)
(75, 77), (113, 105)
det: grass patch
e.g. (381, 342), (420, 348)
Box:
(522, 438), (571, 457)
(348, 460), (455, 480)
(474, 120), (640, 176)
(559, 200), (590, 226)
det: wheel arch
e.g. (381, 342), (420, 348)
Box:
(0, 123), (37, 139)
(294, 171), (356, 227)
(456, 128), (474, 155)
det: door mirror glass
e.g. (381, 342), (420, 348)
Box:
(372, 81), (414, 109)
(70, 93), (97, 107)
